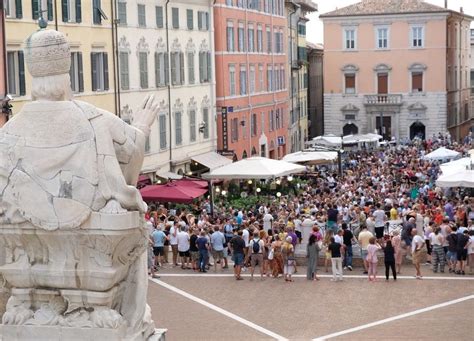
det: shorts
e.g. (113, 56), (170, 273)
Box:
(446, 251), (457, 263)
(284, 259), (296, 275)
(190, 251), (199, 261)
(325, 252), (331, 260)
(403, 236), (412, 247)
(375, 226), (384, 239)
(457, 249), (468, 261)
(179, 250), (190, 258)
(250, 253), (263, 267)
(233, 253), (244, 266)
(295, 231), (302, 240)
(361, 249), (368, 260)
(153, 247), (164, 256)
(212, 250), (224, 261)
(412, 250), (423, 264)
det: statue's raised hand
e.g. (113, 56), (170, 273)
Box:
(132, 95), (159, 137)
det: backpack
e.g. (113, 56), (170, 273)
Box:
(252, 239), (261, 254)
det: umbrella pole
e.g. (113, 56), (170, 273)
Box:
(208, 180), (214, 217)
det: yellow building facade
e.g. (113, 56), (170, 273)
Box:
(4, 0), (115, 115)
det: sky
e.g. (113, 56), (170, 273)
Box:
(306, 0), (474, 44)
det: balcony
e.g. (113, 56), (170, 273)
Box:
(294, 0), (318, 12)
(364, 94), (403, 106)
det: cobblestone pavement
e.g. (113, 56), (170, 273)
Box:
(147, 264), (474, 341)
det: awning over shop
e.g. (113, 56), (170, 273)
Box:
(140, 182), (208, 203)
(191, 151), (232, 171)
(156, 171), (183, 180)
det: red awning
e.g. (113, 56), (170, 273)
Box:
(176, 179), (209, 189)
(140, 183), (208, 204)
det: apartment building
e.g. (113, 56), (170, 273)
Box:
(307, 41), (323, 138)
(286, 0), (317, 152)
(214, 0), (289, 160)
(116, 0), (217, 176)
(321, 0), (472, 141)
(3, 0), (116, 115)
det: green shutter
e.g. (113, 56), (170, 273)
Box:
(18, 51), (25, 96)
(32, 0), (39, 20)
(62, 0), (68, 22)
(207, 52), (211, 82)
(206, 12), (209, 30)
(15, 0), (23, 18)
(179, 52), (184, 85)
(78, 52), (84, 92)
(198, 12), (202, 30)
(91, 53), (97, 91)
(76, 0), (82, 23)
(103, 53), (109, 90)
(154, 52), (159, 87)
(47, 0), (53, 21)
(170, 52), (176, 85)
(164, 53), (169, 85)
(186, 9), (193, 30)
(199, 52), (203, 83)
(156, 6), (163, 28)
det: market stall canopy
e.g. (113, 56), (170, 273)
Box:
(423, 147), (460, 161)
(282, 151), (338, 164)
(203, 157), (306, 180)
(343, 133), (382, 144)
(191, 151), (232, 171)
(440, 156), (474, 176)
(156, 171), (183, 180)
(177, 178), (209, 189)
(436, 170), (474, 188)
(307, 134), (342, 147)
(140, 182), (208, 203)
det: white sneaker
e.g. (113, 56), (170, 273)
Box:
(330, 278), (336, 282)
(343, 266), (348, 270)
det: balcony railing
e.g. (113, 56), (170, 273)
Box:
(364, 94), (403, 105)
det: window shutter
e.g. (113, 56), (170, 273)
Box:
(78, 52), (84, 92)
(47, 0), (53, 21)
(179, 52), (185, 85)
(15, 0), (23, 18)
(18, 51), (26, 96)
(164, 53), (169, 85)
(170, 52), (176, 85)
(91, 53), (97, 91)
(62, 0), (68, 22)
(155, 52), (159, 87)
(345, 74), (355, 89)
(156, 6), (163, 28)
(207, 52), (211, 82)
(199, 52), (203, 83)
(412, 73), (423, 91)
(32, 0), (39, 20)
(187, 9), (193, 30)
(93, 0), (100, 24)
(198, 12), (202, 30)
(103, 53), (109, 90)
(206, 12), (209, 30)
(76, 0), (82, 23)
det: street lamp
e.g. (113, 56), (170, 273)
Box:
(287, 176), (293, 182)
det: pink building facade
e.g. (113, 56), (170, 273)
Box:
(214, 0), (288, 160)
(321, 0), (472, 141)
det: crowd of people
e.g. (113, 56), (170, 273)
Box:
(145, 134), (474, 282)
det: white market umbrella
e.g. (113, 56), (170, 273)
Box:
(203, 157), (306, 180)
(423, 147), (460, 161)
(436, 170), (474, 188)
(440, 157), (474, 176)
(282, 151), (337, 164)
(308, 135), (342, 147)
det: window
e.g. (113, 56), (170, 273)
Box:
(227, 21), (235, 51)
(172, 7), (179, 29)
(280, 65), (285, 89)
(62, 0), (82, 23)
(258, 64), (263, 91)
(297, 46), (306, 61)
(376, 27), (388, 49)
(344, 28), (356, 50)
(155, 52), (169, 87)
(5, 0), (23, 18)
(251, 113), (257, 137)
(202, 108), (209, 139)
(175, 111), (182, 145)
(32, 0), (53, 21)
(298, 23), (306, 36)
(274, 65), (280, 90)
(249, 64), (255, 93)
(70, 52), (84, 93)
(269, 110), (274, 131)
(145, 137), (150, 153)
(257, 24), (263, 52)
(239, 65), (247, 95)
(231, 118), (239, 142)
(226, 0), (233, 6)
(267, 64), (272, 91)
(411, 26), (424, 48)
(470, 70), (474, 94)
(156, 6), (163, 28)
(187, 52), (195, 84)
(274, 29), (281, 53)
(92, 0), (102, 24)
(198, 11), (209, 30)
(229, 65), (236, 96)
(186, 9), (193, 30)
(199, 51), (211, 83)
(119, 51), (129, 90)
(266, 26), (272, 53)
(139, 52), (148, 89)
(275, 109), (280, 129)
(412, 72), (423, 92)
(159, 115), (167, 149)
(91, 52), (109, 91)
(238, 23), (246, 52)
(344, 74), (355, 94)
(189, 110), (196, 142)
(137, 4), (146, 27)
(6, 51), (25, 96)
(170, 52), (185, 85)
(248, 24), (255, 52)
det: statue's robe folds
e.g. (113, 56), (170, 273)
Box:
(0, 100), (146, 230)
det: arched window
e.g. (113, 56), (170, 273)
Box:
(343, 123), (358, 136)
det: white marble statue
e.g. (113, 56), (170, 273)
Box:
(0, 29), (161, 340)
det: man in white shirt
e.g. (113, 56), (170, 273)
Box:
(242, 226), (250, 268)
(373, 203), (387, 241)
(169, 221), (179, 266)
(210, 227), (226, 271)
(411, 227), (425, 279)
(263, 211), (273, 232)
(177, 226), (190, 269)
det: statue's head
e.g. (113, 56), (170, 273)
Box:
(24, 29), (72, 101)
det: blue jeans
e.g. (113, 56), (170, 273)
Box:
(343, 245), (353, 267)
(199, 249), (208, 271)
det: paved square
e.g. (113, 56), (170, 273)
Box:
(147, 267), (474, 340)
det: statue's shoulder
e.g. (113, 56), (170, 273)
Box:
(72, 100), (104, 120)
